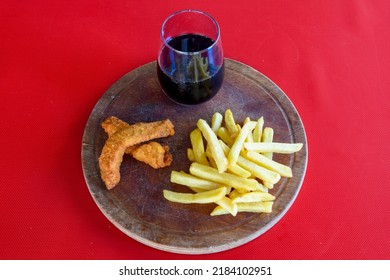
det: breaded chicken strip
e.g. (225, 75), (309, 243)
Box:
(132, 141), (173, 169)
(101, 116), (138, 154)
(101, 116), (173, 158)
(101, 116), (129, 136)
(99, 119), (174, 189)
(101, 116), (173, 169)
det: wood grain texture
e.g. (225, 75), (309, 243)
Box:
(81, 58), (308, 254)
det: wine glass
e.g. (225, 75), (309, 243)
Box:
(157, 10), (224, 105)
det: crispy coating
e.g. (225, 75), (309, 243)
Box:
(132, 142), (173, 169)
(98, 119), (175, 189)
(101, 116), (129, 136)
(101, 116), (138, 154)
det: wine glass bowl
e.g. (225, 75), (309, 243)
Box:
(157, 10), (224, 105)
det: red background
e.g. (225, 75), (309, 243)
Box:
(1, 0), (389, 259)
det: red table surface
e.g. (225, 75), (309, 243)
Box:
(1, 0), (389, 260)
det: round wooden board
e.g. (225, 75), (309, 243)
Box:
(81, 58), (308, 254)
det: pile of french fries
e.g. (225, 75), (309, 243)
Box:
(163, 109), (303, 216)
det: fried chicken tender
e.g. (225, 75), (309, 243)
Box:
(132, 141), (173, 169)
(101, 117), (173, 168)
(101, 116), (138, 154)
(99, 119), (175, 189)
(101, 116), (172, 157)
(101, 116), (129, 136)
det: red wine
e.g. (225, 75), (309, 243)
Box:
(167, 33), (215, 52)
(158, 34), (224, 105)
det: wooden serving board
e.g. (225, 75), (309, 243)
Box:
(81, 58), (307, 254)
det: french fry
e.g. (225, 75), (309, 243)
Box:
(211, 112), (223, 133)
(171, 171), (224, 191)
(204, 145), (218, 169)
(252, 117), (264, 143)
(263, 181), (274, 190)
(261, 127), (274, 188)
(236, 155), (281, 184)
(189, 162), (259, 192)
(190, 128), (209, 166)
(215, 196), (238, 216)
(163, 110), (304, 216)
(187, 186), (208, 193)
(197, 119), (228, 173)
(227, 163), (252, 178)
(261, 127), (274, 157)
(224, 109), (239, 138)
(228, 189), (244, 200)
(210, 202), (274, 216)
(163, 187), (227, 204)
(187, 184), (237, 216)
(229, 190), (275, 203)
(218, 140), (251, 178)
(187, 148), (195, 162)
(245, 151), (293, 178)
(239, 202), (274, 213)
(216, 127), (234, 146)
(244, 117), (254, 143)
(227, 120), (257, 167)
(256, 182), (269, 193)
(244, 142), (303, 154)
